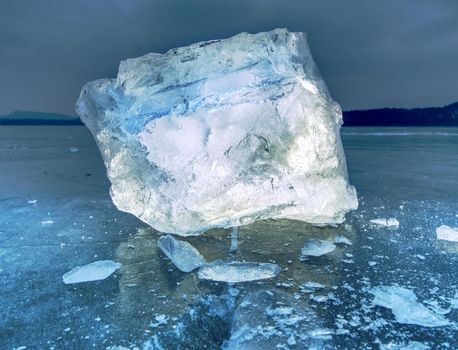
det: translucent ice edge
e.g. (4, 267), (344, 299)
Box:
(198, 260), (281, 283)
(62, 260), (122, 284)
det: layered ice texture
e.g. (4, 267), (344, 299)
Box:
(76, 29), (357, 235)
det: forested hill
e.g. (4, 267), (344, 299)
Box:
(0, 111), (83, 125)
(343, 102), (458, 126)
(2, 102), (458, 126)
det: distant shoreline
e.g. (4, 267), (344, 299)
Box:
(343, 102), (458, 126)
(0, 120), (84, 126)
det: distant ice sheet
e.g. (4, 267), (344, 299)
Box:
(198, 260), (280, 283)
(436, 225), (458, 242)
(369, 286), (450, 327)
(63, 260), (122, 284)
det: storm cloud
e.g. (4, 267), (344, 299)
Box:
(1, 0), (457, 115)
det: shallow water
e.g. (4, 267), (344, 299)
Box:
(0, 126), (457, 349)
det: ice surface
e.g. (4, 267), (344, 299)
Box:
(76, 28), (357, 235)
(157, 234), (206, 272)
(301, 239), (336, 257)
(436, 225), (458, 242)
(370, 218), (400, 228)
(224, 290), (331, 349)
(369, 286), (450, 327)
(4, 124), (458, 348)
(198, 260), (280, 283)
(62, 260), (122, 284)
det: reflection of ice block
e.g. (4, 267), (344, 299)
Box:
(76, 28), (357, 235)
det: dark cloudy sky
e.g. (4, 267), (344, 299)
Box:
(1, 0), (457, 116)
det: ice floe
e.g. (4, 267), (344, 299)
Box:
(158, 234), (206, 272)
(198, 260), (280, 283)
(370, 218), (400, 228)
(301, 239), (336, 257)
(369, 285), (450, 327)
(299, 282), (326, 294)
(63, 260), (122, 284)
(436, 225), (458, 242)
(334, 234), (352, 245)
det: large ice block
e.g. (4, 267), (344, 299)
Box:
(76, 28), (357, 235)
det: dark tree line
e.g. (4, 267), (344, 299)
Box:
(343, 102), (458, 126)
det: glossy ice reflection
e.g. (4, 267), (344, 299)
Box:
(0, 126), (457, 349)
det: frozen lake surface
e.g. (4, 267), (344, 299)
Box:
(0, 126), (457, 349)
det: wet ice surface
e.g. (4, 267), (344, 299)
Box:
(301, 239), (336, 257)
(1, 126), (457, 349)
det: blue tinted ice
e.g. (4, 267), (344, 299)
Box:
(76, 29), (357, 235)
(158, 234), (206, 272)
